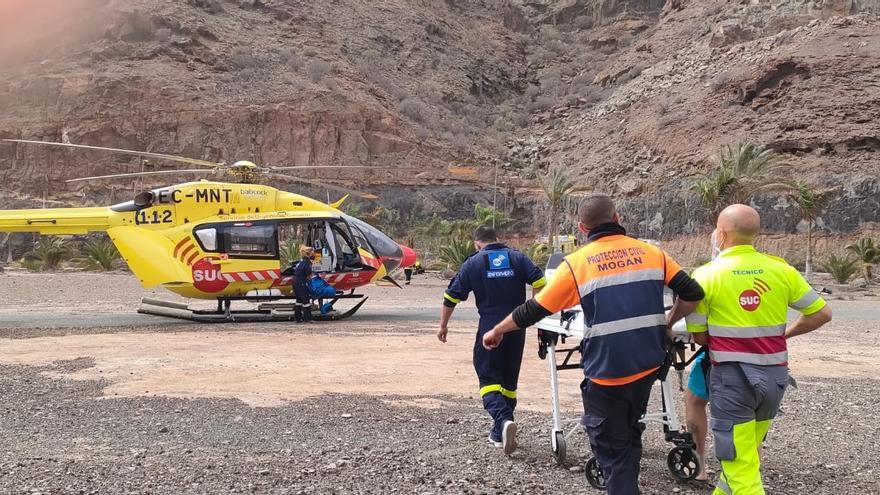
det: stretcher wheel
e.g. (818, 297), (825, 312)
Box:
(551, 431), (566, 465)
(666, 446), (700, 481)
(584, 457), (607, 491)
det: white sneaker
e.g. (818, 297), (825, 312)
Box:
(488, 435), (502, 448)
(501, 420), (517, 455)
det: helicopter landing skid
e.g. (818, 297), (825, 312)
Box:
(138, 294), (368, 323)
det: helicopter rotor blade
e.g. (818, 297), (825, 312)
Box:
(272, 174), (379, 200)
(4, 139), (222, 168)
(65, 169), (213, 183)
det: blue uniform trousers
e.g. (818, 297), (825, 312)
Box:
(474, 322), (525, 441)
(581, 372), (655, 495)
(293, 278), (311, 322)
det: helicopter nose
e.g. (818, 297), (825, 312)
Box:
(399, 245), (417, 268)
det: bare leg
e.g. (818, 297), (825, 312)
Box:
(685, 390), (709, 481)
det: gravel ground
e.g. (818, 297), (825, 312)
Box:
(1, 358), (878, 494)
(1, 273), (878, 494)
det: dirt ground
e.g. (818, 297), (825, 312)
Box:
(0, 271), (878, 494)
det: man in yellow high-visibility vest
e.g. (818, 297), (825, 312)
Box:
(686, 204), (832, 495)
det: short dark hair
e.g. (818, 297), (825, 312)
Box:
(578, 193), (617, 228)
(473, 225), (498, 243)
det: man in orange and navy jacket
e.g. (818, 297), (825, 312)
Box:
(483, 193), (704, 495)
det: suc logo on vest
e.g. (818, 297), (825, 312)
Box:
(739, 289), (761, 311)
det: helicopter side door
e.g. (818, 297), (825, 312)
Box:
(275, 218), (379, 291)
(276, 219), (369, 272)
(189, 220), (280, 295)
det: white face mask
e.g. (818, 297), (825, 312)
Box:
(710, 230), (723, 260)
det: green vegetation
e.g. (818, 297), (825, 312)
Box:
(693, 141), (788, 219)
(540, 165), (578, 250)
(279, 238), (302, 268)
(821, 253), (859, 284)
(789, 181), (831, 280)
(438, 234), (475, 270)
(424, 204), (511, 270)
(524, 242), (552, 269)
(81, 237), (122, 271)
(21, 236), (72, 271)
(474, 203), (510, 230)
(845, 237), (879, 282)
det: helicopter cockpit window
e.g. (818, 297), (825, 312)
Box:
(224, 224), (277, 256)
(195, 228), (218, 251)
(194, 223), (277, 257)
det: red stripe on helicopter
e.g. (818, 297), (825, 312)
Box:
(185, 251), (200, 266)
(173, 238), (191, 258)
(217, 269), (281, 283)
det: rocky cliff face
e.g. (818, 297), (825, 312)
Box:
(1, 0), (878, 241)
(513, 1), (880, 238)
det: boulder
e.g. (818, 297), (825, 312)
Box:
(710, 20), (752, 47)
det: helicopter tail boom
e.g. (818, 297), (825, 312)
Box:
(0, 207), (112, 234)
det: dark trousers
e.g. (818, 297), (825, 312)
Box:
(474, 327), (525, 440)
(293, 281), (311, 322)
(581, 372), (655, 495)
(404, 268), (413, 283)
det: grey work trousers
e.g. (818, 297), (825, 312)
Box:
(709, 362), (789, 495)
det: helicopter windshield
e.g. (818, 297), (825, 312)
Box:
(342, 214), (404, 271)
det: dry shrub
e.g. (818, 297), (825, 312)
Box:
(657, 93), (683, 115)
(512, 112), (530, 128)
(528, 48), (557, 66)
(657, 112), (685, 128)
(280, 47), (304, 70)
(540, 70), (564, 97)
(525, 85), (541, 100)
(618, 63), (646, 84)
(307, 60), (331, 82)
(399, 98), (430, 123)
(546, 40), (568, 56)
(230, 48), (259, 70)
(527, 96), (554, 113)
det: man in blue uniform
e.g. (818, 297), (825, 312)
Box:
(438, 226), (546, 454)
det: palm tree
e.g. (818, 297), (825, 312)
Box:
(821, 253), (859, 284)
(694, 166), (736, 219)
(846, 238), (879, 282)
(693, 141), (789, 219)
(81, 237), (122, 271)
(473, 203), (510, 229)
(540, 165), (577, 251)
(23, 236), (72, 271)
(789, 181), (830, 280)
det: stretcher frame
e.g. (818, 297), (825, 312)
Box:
(536, 299), (705, 489)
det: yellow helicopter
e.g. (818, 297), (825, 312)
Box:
(0, 139), (421, 321)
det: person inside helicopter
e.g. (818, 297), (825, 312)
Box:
(279, 219), (374, 275)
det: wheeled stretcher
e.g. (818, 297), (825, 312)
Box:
(534, 255), (705, 489)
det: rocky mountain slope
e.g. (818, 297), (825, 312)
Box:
(0, 0), (877, 239)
